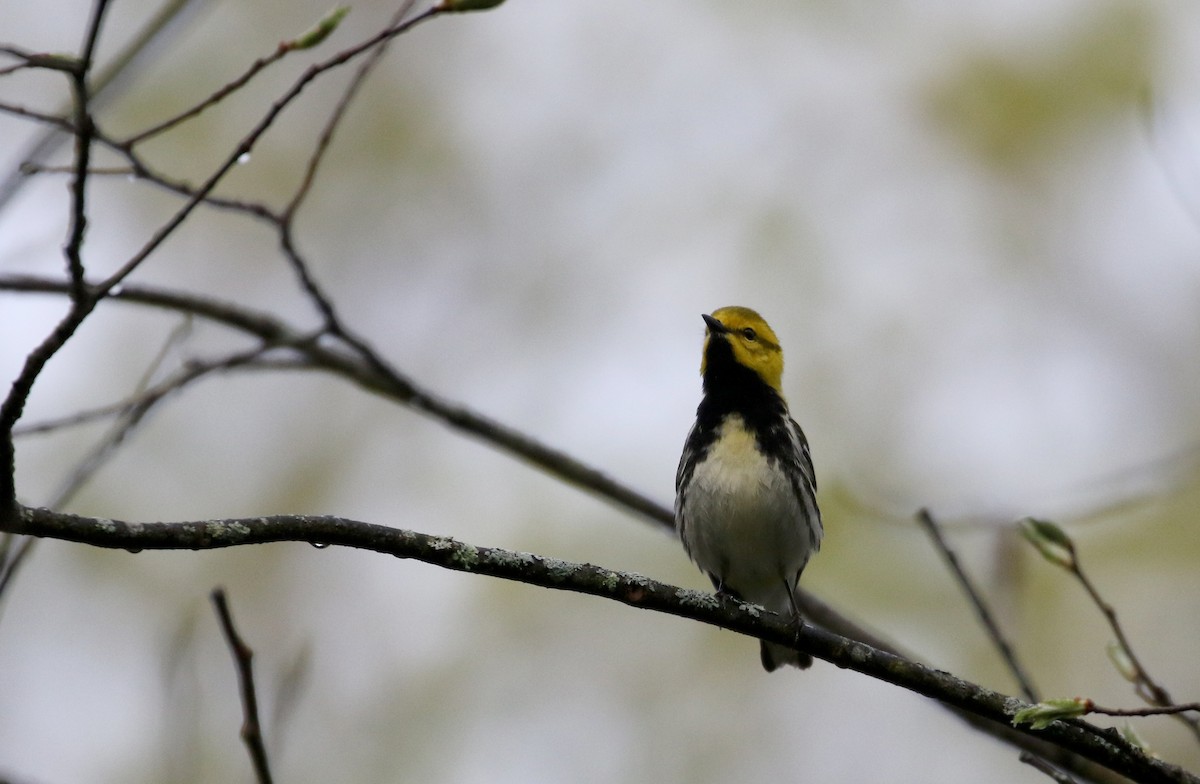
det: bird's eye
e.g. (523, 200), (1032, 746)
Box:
(742, 327), (757, 341)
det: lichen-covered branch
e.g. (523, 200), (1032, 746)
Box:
(7, 505), (1195, 784)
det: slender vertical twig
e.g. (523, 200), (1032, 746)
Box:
(1022, 518), (1200, 744)
(917, 508), (1040, 702)
(276, 0), (420, 349)
(1073, 564), (1200, 743)
(283, 0), (418, 222)
(212, 588), (274, 784)
(0, 0), (115, 524)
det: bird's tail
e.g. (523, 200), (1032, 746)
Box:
(760, 641), (812, 671)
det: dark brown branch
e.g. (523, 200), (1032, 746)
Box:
(917, 508), (1040, 702)
(0, 274), (672, 528)
(7, 505), (1195, 784)
(212, 588), (275, 784)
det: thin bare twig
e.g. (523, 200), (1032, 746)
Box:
(917, 508), (1040, 702)
(283, 0), (418, 220)
(1072, 557), (1200, 743)
(14, 342), (292, 438)
(122, 44), (291, 146)
(64, 0), (115, 295)
(1023, 518), (1200, 744)
(1091, 703), (1200, 719)
(211, 588), (274, 784)
(96, 5), (443, 302)
(275, 2), (419, 355)
(0, 0), (206, 213)
(0, 0), (116, 524)
(0, 536), (35, 607)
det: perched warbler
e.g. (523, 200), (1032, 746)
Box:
(674, 306), (823, 671)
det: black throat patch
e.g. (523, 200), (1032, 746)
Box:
(694, 336), (789, 448)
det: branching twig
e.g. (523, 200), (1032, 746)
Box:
(212, 588), (275, 784)
(0, 0), (116, 525)
(1022, 519), (1200, 743)
(6, 505), (1194, 784)
(283, 2), (417, 221)
(275, 2), (417, 356)
(0, 4), (445, 526)
(1076, 565), (1193, 729)
(917, 508), (1040, 702)
(0, 274), (674, 528)
(13, 343), (293, 438)
(0, 319), (193, 608)
(0, 0), (205, 213)
(94, 6), (443, 303)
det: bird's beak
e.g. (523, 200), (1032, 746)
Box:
(702, 313), (726, 334)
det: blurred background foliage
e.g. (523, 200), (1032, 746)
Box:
(2, 0), (1200, 782)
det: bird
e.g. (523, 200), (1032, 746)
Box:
(674, 306), (823, 671)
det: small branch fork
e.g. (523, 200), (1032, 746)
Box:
(212, 588), (275, 784)
(0, 3), (444, 527)
(1021, 519), (1200, 745)
(1074, 562), (1199, 740)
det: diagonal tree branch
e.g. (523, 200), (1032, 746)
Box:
(6, 504), (1194, 784)
(0, 274), (672, 527)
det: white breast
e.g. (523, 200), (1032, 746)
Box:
(679, 416), (814, 612)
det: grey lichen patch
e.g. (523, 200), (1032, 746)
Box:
(602, 571), (621, 591)
(205, 520), (251, 540)
(94, 518), (117, 533)
(675, 589), (720, 610)
(450, 544), (479, 570)
(542, 557), (578, 582)
(493, 550), (536, 570)
(737, 602), (764, 618)
(430, 537), (456, 551)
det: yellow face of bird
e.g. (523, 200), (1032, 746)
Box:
(700, 306), (785, 393)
